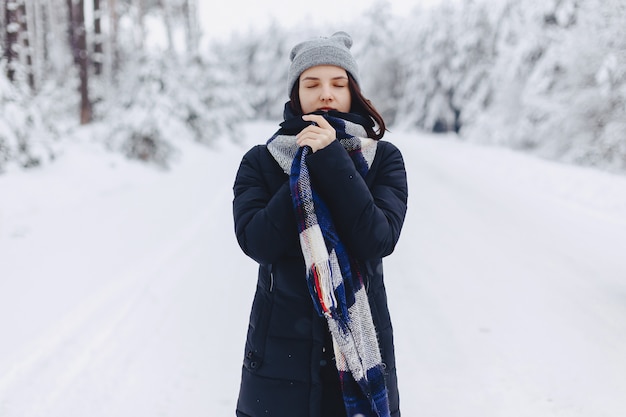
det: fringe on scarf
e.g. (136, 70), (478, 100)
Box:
(267, 110), (391, 417)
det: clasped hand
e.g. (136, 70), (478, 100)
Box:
(296, 114), (336, 153)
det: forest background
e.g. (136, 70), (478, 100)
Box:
(1, 0), (625, 175)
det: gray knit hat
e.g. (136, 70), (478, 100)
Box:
(287, 31), (360, 96)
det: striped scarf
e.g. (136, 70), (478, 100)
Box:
(267, 110), (391, 417)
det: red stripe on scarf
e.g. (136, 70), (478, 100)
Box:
(312, 265), (329, 313)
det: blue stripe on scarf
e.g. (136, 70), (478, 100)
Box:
(341, 365), (390, 417)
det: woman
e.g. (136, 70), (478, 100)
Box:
(232, 31), (408, 417)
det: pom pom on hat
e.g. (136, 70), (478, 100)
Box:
(287, 31), (360, 96)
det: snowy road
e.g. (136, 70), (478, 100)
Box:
(1, 123), (626, 416)
(389, 136), (626, 416)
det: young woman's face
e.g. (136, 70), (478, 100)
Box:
(298, 65), (352, 114)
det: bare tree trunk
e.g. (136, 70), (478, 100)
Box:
(18, 0), (35, 89)
(4, 0), (20, 82)
(75, 0), (91, 123)
(67, 0), (91, 124)
(133, 0), (144, 51)
(182, 0), (190, 53)
(105, 0), (120, 84)
(66, 0), (77, 64)
(32, 0), (46, 89)
(45, 0), (70, 82)
(0, 1), (5, 52)
(183, 0), (200, 57)
(160, 0), (174, 55)
(93, 0), (102, 74)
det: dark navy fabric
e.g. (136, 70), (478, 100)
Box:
(232, 135), (408, 417)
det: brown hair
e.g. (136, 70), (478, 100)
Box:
(289, 73), (387, 140)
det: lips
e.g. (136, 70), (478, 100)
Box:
(318, 107), (335, 112)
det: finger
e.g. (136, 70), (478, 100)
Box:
(296, 125), (325, 141)
(302, 114), (333, 129)
(296, 131), (321, 145)
(297, 129), (332, 142)
(297, 137), (316, 150)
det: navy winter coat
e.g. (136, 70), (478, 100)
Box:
(232, 134), (408, 417)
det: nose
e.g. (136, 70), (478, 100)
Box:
(320, 84), (333, 102)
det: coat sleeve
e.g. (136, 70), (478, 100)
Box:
(232, 145), (299, 265)
(305, 140), (408, 260)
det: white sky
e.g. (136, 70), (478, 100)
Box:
(199, 0), (447, 41)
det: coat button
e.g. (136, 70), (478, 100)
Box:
(250, 361), (258, 369)
(246, 351), (254, 358)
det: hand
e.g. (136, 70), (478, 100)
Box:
(296, 114), (336, 153)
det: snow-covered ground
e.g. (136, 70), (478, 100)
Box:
(1, 122), (626, 417)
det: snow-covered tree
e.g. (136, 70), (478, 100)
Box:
(99, 51), (251, 167)
(211, 24), (296, 120)
(348, 1), (404, 125)
(1, 0), (625, 174)
(0, 70), (58, 171)
(463, 0), (626, 172)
